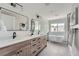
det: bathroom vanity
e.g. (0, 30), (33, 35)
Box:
(0, 35), (47, 56)
(0, 7), (47, 56)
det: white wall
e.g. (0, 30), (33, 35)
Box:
(40, 18), (49, 34)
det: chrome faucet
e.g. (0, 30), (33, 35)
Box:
(13, 32), (16, 39)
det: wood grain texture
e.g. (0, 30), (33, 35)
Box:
(0, 35), (47, 56)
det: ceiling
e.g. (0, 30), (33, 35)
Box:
(20, 3), (78, 20)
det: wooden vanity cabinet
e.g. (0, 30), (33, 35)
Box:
(0, 35), (47, 56)
(30, 36), (47, 56)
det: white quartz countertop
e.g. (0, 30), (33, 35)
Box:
(0, 35), (46, 48)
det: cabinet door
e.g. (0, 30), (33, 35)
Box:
(22, 46), (31, 56)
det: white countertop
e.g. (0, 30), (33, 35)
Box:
(0, 35), (46, 48)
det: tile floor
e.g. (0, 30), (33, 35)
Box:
(38, 41), (71, 56)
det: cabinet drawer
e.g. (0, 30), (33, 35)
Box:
(31, 46), (42, 56)
(31, 47), (37, 56)
(31, 38), (37, 42)
(31, 44), (37, 52)
(31, 43), (37, 47)
(31, 38), (37, 44)
(37, 37), (41, 41)
(31, 37), (41, 44)
(31, 50), (37, 56)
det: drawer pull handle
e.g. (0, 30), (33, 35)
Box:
(17, 52), (19, 54)
(20, 50), (22, 52)
(32, 44), (36, 46)
(32, 51), (36, 54)
(38, 38), (40, 40)
(38, 47), (41, 49)
(33, 39), (36, 41)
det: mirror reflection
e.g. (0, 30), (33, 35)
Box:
(0, 7), (29, 31)
(30, 19), (40, 35)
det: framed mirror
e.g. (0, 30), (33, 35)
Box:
(0, 7), (29, 31)
(30, 19), (40, 35)
(30, 19), (35, 35)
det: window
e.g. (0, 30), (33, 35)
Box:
(50, 24), (57, 32)
(50, 23), (64, 32)
(58, 23), (64, 32)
